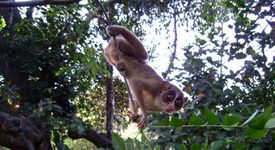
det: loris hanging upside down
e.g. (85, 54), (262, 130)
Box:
(104, 25), (188, 129)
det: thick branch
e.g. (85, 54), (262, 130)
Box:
(0, 0), (81, 7)
(68, 126), (113, 149)
(105, 64), (114, 139)
(0, 112), (52, 150)
(105, 0), (116, 139)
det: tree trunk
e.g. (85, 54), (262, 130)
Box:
(0, 112), (52, 150)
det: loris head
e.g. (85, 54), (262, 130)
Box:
(156, 81), (188, 113)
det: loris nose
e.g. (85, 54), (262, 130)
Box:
(165, 109), (173, 113)
(165, 106), (175, 113)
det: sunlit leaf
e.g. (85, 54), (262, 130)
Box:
(241, 108), (260, 126)
(195, 38), (207, 45)
(248, 113), (270, 130)
(265, 118), (275, 129)
(209, 140), (226, 150)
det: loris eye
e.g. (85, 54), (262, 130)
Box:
(165, 91), (175, 103)
(167, 93), (173, 101)
(174, 98), (183, 109)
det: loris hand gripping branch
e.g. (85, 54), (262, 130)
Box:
(104, 25), (187, 129)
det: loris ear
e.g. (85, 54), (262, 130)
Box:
(161, 81), (170, 91)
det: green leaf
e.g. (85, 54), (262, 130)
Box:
(0, 17), (7, 31)
(158, 118), (170, 126)
(223, 114), (241, 126)
(232, 143), (247, 150)
(112, 133), (126, 150)
(195, 38), (207, 45)
(179, 144), (188, 150)
(265, 118), (275, 129)
(246, 46), (254, 55)
(241, 108), (260, 126)
(188, 114), (205, 125)
(170, 116), (184, 127)
(235, 52), (247, 59)
(125, 138), (135, 150)
(190, 142), (201, 150)
(55, 67), (68, 77)
(244, 127), (267, 140)
(154, 145), (161, 150)
(203, 109), (220, 125)
(264, 106), (272, 114)
(228, 24), (233, 29)
(100, 53), (105, 61)
(206, 57), (213, 63)
(248, 113), (270, 130)
(141, 132), (152, 150)
(209, 140), (226, 150)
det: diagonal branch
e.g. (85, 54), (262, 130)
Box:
(68, 125), (113, 149)
(163, 11), (178, 79)
(0, 0), (81, 7)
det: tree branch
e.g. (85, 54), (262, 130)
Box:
(0, 0), (81, 7)
(68, 126), (113, 149)
(0, 112), (52, 150)
(163, 11), (178, 79)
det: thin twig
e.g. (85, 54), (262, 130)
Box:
(95, 0), (111, 25)
(152, 124), (247, 129)
(163, 11), (178, 79)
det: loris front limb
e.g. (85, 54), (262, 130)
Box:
(106, 25), (148, 61)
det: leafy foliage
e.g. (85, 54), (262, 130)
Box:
(107, 0), (275, 149)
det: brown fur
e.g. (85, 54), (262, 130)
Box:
(104, 25), (187, 128)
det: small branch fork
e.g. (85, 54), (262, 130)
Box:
(0, 0), (81, 7)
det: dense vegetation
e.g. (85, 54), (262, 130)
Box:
(0, 0), (274, 149)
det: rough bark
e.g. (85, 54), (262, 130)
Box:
(106, 64), (114, 139)
(105, 0), (116, 139)
(68, 126), (113, 149)
(0, 112), (52, 150)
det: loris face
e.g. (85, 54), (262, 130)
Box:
(158, 81), (188, 113)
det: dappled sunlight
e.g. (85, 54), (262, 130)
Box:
(121, 123), (141, 139)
